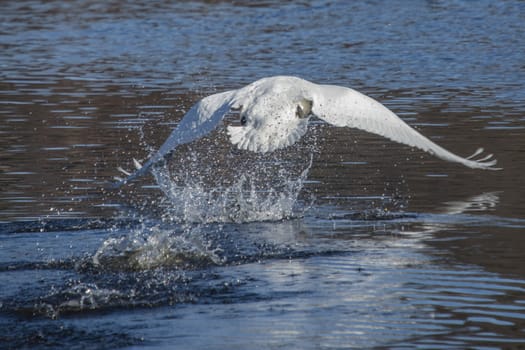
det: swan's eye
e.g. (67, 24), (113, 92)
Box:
(296, 105), (308, 119)
(240, 115), (247, 126)
(295, 99), (313, 119)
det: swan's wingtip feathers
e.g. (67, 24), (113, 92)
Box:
(466, 147), (484, 160)
(466, 148), (502, 170)
(133, 158), (143, 170)
(117, 166), (131, 176)
(484, 159), (502, 171)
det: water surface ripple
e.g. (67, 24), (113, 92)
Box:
(1, 1), (525, 349)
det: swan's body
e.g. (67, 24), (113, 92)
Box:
(113, 76), (499, 186)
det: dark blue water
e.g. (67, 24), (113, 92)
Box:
(1, 1), (525, 349)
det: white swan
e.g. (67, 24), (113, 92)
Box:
(113, 76), (499, 187)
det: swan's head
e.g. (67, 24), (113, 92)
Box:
(226, 89), (313, 153)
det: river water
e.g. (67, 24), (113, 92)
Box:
(1, 1), (525, 349)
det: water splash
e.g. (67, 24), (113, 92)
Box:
(132, 121), (319, 223)
(90, 151), (314, 272)
(127, 121), (319, 224)
(92, 223), (224, 271)
(151, 155), (313, 224)
(95, 128), (318, 273)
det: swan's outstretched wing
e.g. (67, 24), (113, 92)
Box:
(311, 84), (500, 170)
(112, 90), (237, 187)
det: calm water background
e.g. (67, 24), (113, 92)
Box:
(1, 1), (525, 349)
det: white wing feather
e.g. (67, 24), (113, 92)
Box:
(112, 90), (236, 187)
(113, 76), (500, 188)
(310, 84), (500, 170)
